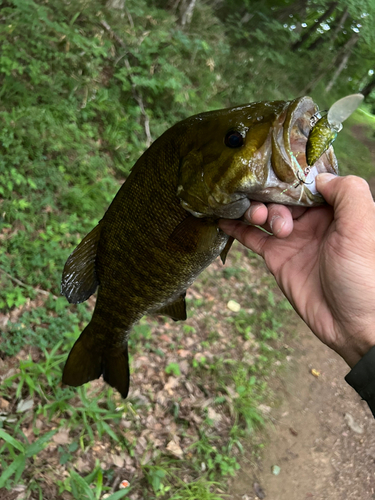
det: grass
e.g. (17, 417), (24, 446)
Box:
(0, 248), (292, 498)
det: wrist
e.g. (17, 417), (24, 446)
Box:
(335, 328), (375, 368)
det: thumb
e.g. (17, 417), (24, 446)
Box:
(316, 174), (373, 221)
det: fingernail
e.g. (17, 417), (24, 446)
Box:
(270, 215), (285, 235)
(316, 173), (336, 184)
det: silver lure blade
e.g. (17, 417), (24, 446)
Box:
(327, 93), (364, 128)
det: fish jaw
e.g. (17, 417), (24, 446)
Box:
(248, 96), (339, 206)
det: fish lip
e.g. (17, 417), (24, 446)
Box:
(271, 96), (339, 205)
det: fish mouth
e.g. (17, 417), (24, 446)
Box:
(255, 97), (338, 206)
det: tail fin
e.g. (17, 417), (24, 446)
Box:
(62, 323), (130, 398)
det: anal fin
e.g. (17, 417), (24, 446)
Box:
(61, 223), (101, 304)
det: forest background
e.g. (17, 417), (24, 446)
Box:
(1, 0), (375, 499)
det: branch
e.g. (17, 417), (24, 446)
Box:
(100, 19), (153, 145)
(0, 268), (58, 299)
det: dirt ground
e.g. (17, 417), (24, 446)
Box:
(232, 320), (375, 500)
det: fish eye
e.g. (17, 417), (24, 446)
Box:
(224, 130), (244, 148)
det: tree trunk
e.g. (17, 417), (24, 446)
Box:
(325, 32), (359, 93)
(329, 6), (349, 45)
(106, 0), (125, 9)
(361, 77), (375, 99)
(291, 2), (338, 52)
(180, 0), (197, 26)
(307, 6), (349, 51)
(301, 32), (358, 95)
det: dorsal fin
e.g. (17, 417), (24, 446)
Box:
(61, 224), (101, 304)
(153, 293), (187, 321)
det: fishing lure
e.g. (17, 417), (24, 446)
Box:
(306, 93), (364, 167)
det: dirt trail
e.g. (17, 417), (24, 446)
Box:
(233, 321), (375, 500)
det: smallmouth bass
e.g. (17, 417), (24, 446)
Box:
(61, 96), (338, 398)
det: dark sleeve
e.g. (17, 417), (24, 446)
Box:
(345, 345), (375, 418)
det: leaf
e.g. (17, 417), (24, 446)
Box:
(52, 427), (71, 445)
(166, 440), (183, 458)
(16, 398), (34, 413)
(101, 421), (120, 443)
(0, 455), (26, 488)
(25, 429), (58, 457)
(0, 428), (25, 453)
(105, 489), (131, 500)
(70, 469), (95, 500)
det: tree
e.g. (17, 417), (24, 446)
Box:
(291, 2), (338, 52)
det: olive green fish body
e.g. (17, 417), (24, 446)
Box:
(61, 97), (339, 397)
(62, 119), (230, 396)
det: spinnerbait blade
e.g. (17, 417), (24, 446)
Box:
(306, 93), (364, 166)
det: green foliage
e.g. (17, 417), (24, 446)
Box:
(232, 368), (265, 430)
(0, 428), (58, 488)
(189, 432), (240, 479)
(61, 467), (130, 500)
(165, 362), (181, 376)
(169, 478), (226, 500)
(143, 465), (169, 495)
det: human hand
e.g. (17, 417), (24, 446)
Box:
(219, 174), (375, 367)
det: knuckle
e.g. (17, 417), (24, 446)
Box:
(341, 175), (370, 193)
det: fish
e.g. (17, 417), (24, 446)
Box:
(61, 96), (338, 398)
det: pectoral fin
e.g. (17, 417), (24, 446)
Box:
(61, 224), (101, 304)
(153, 293), (187, 321)
(167, 216), (219, 254)
(220, 236), (234, 265)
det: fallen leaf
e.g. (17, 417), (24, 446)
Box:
(52, 427), (71, 445)
(164, 376), (179, 394)
(159, 334), (172, 342)
(16, 398), (34, 413)
(0, 397), (10, 410)
(76, 457), (90, 473)
(207, 407), (222, 424)
(177, 349), (190, 358)
(310, 368), (321, 377)
(179, 360), (189, 374)
(111, 454), (125, 467)
(166, 440), (183, 458)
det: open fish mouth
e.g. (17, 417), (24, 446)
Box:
(254, 96), (339, 206)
